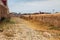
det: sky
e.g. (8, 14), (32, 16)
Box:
(8, 0), (60, 13)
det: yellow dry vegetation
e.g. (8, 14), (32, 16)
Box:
(0, 16), (60, 40)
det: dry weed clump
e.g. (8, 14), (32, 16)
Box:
(4, 32), (14, 37)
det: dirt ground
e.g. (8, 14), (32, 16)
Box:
(0, 17), (60, 40)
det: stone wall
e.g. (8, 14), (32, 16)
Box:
(0, 0), (9, 20)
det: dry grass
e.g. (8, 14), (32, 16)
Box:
(20, 13), (60, 40)
(0, 17), (60, 40)
(0, 17), (17, 38)
(20, 13), (60, 34)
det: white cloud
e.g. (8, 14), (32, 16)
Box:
(8, 0), (60, 13)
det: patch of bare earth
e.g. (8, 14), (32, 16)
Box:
(0, 17), (60, 40)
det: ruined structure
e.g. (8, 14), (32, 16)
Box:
(0, 0), (9, 20)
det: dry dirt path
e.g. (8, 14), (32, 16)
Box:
(0, 17), (59, 40)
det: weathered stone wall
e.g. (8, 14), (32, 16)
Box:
(0, 0), (9, 20)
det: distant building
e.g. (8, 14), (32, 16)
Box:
(0, 0), (9, 20)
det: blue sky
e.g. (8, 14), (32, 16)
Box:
(8, 0), (60, 13)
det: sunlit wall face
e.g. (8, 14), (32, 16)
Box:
(8, 0), (60, 13)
